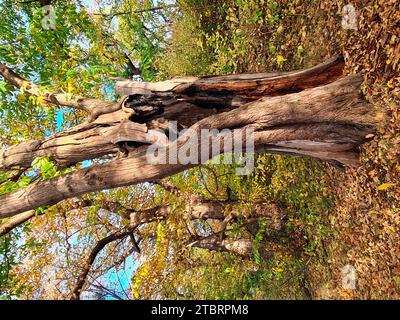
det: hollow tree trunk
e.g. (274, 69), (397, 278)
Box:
(0, 56), (376, 218)
(0, 56), (345, 170)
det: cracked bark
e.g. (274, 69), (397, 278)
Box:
(0, 57), (377, 218)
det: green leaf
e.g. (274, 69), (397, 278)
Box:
(0, 81), (7, 93)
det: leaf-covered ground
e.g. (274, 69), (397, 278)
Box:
(300, 0), (400, 300)
(159, 0), (400, 299)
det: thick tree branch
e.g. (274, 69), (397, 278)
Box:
(115, 55), (345, 98)
(0, 62), (122, 122)
(0, 210), (35, 237)
(0, 114), (154, 170)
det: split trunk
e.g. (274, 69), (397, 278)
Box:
(0, 56), (376, 218)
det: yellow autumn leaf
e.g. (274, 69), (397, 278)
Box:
(377, 183), (397, 190)
(277, 54), (287, 66)
(368, 170), (376, 177)
(36, 96), (47, 106)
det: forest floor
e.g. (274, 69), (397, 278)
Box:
(161, 0), (400, 299)
(296, 0), (400, 300)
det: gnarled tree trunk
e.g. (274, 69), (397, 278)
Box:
(0, 56), (376, 219)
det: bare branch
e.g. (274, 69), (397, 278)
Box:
(0, 62), (122, 122)
(70, 227), (133, 300)
(0, 210), (36, 237)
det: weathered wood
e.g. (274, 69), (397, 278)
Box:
(116, 76), (199, 95)
(116, 55), (344, 100)
(0, 74), (376, 218)
(0, 121), (153, 170)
